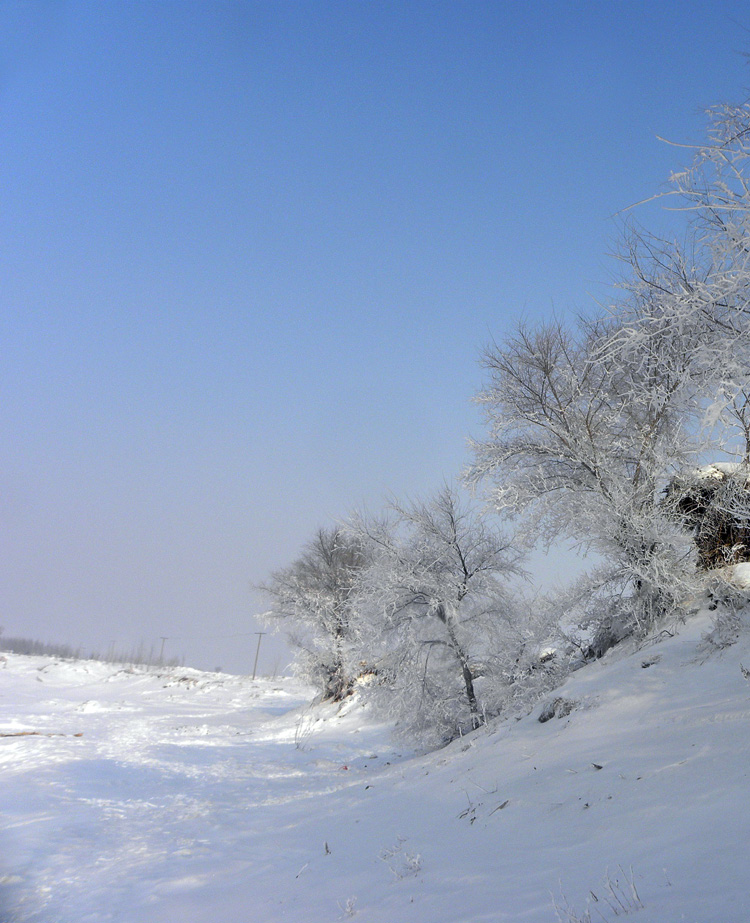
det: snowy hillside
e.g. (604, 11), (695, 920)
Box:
(1, 607), (749, 923)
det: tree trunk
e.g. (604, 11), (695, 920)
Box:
(325, 624), (349, 701)
(436, 603), (482, 730)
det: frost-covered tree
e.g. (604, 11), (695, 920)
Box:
(470, 101), (750, 642)
(258, 528), (369, 700)
(609, 228), (750, 458)
(351, 486), (526, 742)
(664, 101), (750, 284)
(471, 312), (699, 642)
(613, 102), (750, 446)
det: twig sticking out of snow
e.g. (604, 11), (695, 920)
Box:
(378, 837), (422, 880)
(337, 896), (357, 918)
(553, 866), (643, 922)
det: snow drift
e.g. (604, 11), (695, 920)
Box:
(1, 603), (749, 922)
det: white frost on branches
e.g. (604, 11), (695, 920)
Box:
(349, 487), (541, 744)
(257, 98), (750, 747)
(258, 528), (370, 701)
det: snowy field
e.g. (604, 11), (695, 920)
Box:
(1, 608), (750, 922)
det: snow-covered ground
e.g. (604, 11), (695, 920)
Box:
(1, 607), (749, 922)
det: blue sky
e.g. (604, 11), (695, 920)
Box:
(1, 1), (749, 673)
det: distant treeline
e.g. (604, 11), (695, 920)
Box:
(0, 634), (183, 669)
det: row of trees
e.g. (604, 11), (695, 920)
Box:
(260, 489), (540, 743)
(260, 100), (750, 745)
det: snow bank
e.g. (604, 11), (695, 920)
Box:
(1, 612), (749, 922)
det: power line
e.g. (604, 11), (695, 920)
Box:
(159, 628), (269, 643)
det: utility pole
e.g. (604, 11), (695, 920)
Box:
(252, 631), (266, 681)
(159, 636), (168, 664)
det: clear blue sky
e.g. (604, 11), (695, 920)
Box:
(1, 1), (748, 674)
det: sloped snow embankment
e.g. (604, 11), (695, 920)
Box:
(1, 608), (749, 922)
